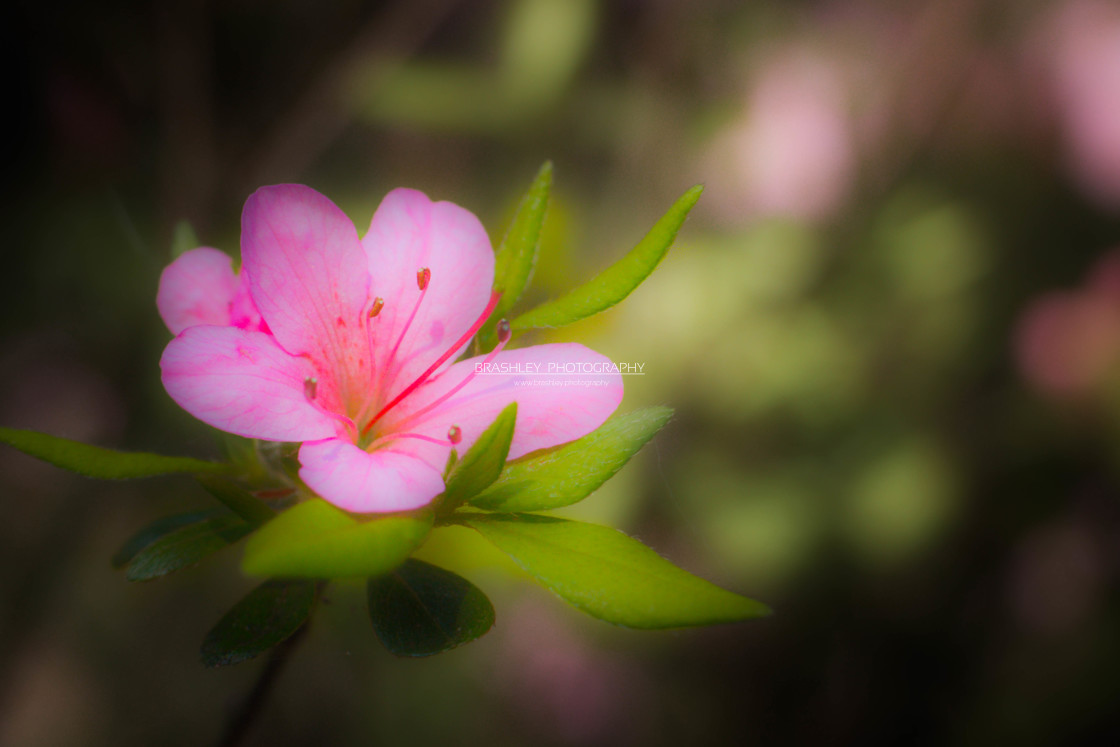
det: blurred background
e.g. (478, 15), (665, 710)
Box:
(3, 0), (1120, 744)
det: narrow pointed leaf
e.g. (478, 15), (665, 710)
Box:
(171, 219), (201, 259)
(462, 513), (770, 628)
(200, 579), (316, 667)
(126, 515), (252, 581)
(241, 499), (433, 579)
(471, 406), (672, 512)
(440, 402), (517, 514)
(196, 476), (275, 526)
(111, 510), (222, 568)
(492, 162), (551, 317)
(511, 185), (702, 331)
(0, 426), (228, 479)
(367, 559), (495, 657)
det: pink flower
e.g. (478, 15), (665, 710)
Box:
(157, 185), (623, 513)
(703, 47), (855, 224)
(1045, 0), (1120, 207)
(1015, 250), (1120, 397)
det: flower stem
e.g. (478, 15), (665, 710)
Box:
(215, 622), (310, 747)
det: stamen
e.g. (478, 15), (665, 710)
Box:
(303, 375), (359, 441)
(448, 424), (462, 444)
(392, 317), (512, 431)
(359, 298), (381, 423)
(361, 291), (502, 436)
(381, 268), (432, 388)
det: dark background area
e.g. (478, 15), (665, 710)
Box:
(4, 1), (1120, 745)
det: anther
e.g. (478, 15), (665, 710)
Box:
(367, 297), (384, 318)
(303, 376), (318, 400)
(497, 319), (511, 344)
(448, 425), (462, 444)
(417, 267), (431, 291)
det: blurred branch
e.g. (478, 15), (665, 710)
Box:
(862, 0), (983, 196)
(240, 0), (462, 194)
(158, 0), (218, 238)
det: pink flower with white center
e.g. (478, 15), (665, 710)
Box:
(157, 185), (623, 513)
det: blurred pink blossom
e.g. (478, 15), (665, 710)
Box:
(490, 599), (648, 744)
(704, 49), (856, 223)
(1016, 250), (1120, 397)
(1009, 517), (1103, 634)
(1045, 0), (1120, 207)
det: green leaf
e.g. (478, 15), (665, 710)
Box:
(367, 559), (495, 657)
(241, 499), (433, 579)
(126, 515), (252, 581)
(200, 579), (317, 668)
(170, 220), (202, 259)
(493, 161), (552, 319)
(0, 426), (228, 479)
(111, 510), (222, 568)
(196, 476), (275, 526)
(471, 406), (672, 512)
(462, 513), (770, 628)
(510, 185), (702, 331)
(439, 402), (517, 514)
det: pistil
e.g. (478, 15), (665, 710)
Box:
(360, 289), (501, 436)
(392, 319), (512, 431)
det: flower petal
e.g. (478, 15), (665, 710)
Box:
(299, 437), (446, 513)
(160, 325), (339, 442)
(387, 343), (624, 462)
(157, 248), (240, 334)
(361, 189), (495, 405)
(241, 184), (373, 411)
(229, 272), (268, 333)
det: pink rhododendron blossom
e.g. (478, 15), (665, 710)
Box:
(158, 185), (622, 512)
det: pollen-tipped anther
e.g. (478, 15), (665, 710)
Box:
(367, 297), (384, 318)
(448, 424), (462, 444)
(303, 376), (318, 400)
(417, 267), (431, 291)
(497, 318), (511, 344)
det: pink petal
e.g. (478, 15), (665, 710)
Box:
(160, 325), (339, 442)
(361, 189), (495, 405)
(241, 185), (373, 413)
(299, 437), (446, 513)
(229, 271), (268, 333)
(385, 343), (624, 462)
(157, 248), (239, 334)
